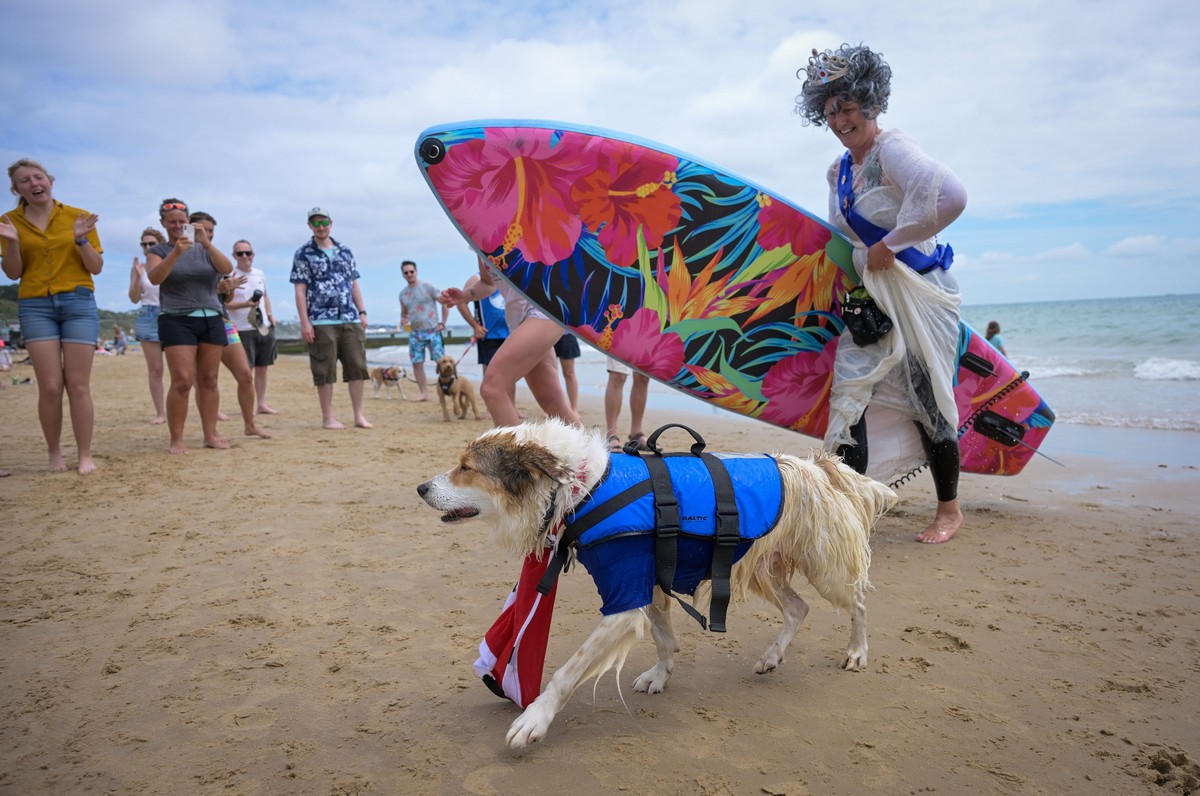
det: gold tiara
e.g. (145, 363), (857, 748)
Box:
(806, 48), (850, 85)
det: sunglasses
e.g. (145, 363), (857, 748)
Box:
(160, 202), (188, 212)
(234, 251), (254, 258)
(140, 241), (155, 248)
(402, 270), (415, 275)
(309, 219), (331, 227)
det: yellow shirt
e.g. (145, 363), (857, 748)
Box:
(1, 200), (104, 299)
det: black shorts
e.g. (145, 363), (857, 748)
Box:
(158, 313), (228, 348)
(239, 327), (278, 367)
(477, 337), (504, 366)
(554, 333), (580, 359)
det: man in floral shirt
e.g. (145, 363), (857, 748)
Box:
(398, 259), (449, 402)
(290, 207), (371, 430)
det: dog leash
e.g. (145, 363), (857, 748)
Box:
(455, 337), (478, 366)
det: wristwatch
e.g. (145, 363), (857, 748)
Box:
(74, 237), (87, 246)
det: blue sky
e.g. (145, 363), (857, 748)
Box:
(3, 0), (1198, 324)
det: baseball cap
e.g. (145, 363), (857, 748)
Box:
(307, 206), (331, 221)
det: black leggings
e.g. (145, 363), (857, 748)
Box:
(836, 414), (959, 502)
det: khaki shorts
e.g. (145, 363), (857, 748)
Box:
(307, 323), (369, 386)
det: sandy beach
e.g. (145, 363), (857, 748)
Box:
(1, 352), (1197, 795)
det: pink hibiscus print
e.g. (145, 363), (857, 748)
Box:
(429, 127), (601, 265)
(758, 339), (839, 437)
(572, 140), (682, 267)
(757, 195), (832, 258)
(575, 308), (684, 382)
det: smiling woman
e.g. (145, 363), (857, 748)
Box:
(797, 44), (969, 544)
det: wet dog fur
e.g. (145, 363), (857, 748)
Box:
(417, 418), (897, 748)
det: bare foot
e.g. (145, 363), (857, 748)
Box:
(256, 405), (278, 415)
(516, 409), (529, 419)
(149, 415), (167, 425)
(323, 418), (347, 430)
(169, 441), (188, 455)
(408, 394), (429, 402)
(245, 425), (272, 439)
(217, 411), (231, 422)
(77, 455), (98, 475)
(916, 501), (964, 544)
(0, 468), (10, 477)
(49, 452), (68, 473)
(204, 436), (231, 450)
(354, 417), (374, 429)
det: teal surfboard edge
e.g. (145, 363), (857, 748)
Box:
(414, 118), (858, 282)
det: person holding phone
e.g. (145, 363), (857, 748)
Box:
(129, 227), (168, 424)
(145, 199), (233, 454)
(0, 158), (104, 474)
(225, 239), (278, 415)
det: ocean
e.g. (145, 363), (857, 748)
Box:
(370, 292), (1200, 439)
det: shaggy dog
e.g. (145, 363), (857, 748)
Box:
(369, 366), (407, 399)
(435, 354), (480, 422)
(417, 419), (897, 748)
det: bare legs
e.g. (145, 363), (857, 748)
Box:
(164, 343), (226, 454)
(220, 344), (270, 438)
(479, 318), (579, 427)
(140, 340), (166, 424)
(253, 366), (276, 414)
(317, 381), (372, 430)
(26, 339), (96, 474)
(411, 362), (429, 401)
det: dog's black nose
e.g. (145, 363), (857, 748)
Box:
(417, 482), (429, 497)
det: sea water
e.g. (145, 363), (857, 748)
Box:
(370, 293), (1200, 435)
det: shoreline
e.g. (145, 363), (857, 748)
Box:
(1, 354), (1197, 794)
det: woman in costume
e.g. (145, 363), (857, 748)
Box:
(797, 44), (967, 543)
(0, 158), (104, 474)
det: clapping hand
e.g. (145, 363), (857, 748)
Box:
(0, 215), (17, 243)
(72, 211), (99, 242)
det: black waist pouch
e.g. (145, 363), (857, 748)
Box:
(841, 287), (893, 347)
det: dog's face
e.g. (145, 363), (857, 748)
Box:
(437, 355), (456, 380)
(418, 430), (571, 523)
(384, 367), (401, 381)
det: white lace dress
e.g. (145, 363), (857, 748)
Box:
(822, 129), (968, 481)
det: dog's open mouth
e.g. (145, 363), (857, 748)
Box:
(440, 507), (480, 523)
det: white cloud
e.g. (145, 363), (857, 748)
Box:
(2, 0), (1199, 317)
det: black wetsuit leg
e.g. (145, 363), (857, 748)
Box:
(836, 414), (869, 475)
(916, 423), (960, 502)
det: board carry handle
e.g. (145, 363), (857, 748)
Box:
(645, 423), (707, 457)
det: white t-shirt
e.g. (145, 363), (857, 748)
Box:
(228, 266), (269, 332)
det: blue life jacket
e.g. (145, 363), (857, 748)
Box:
(562, 452), (783, 625)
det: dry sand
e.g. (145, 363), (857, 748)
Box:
(1, 352), (1198, 795)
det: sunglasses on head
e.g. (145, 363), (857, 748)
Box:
(160, 202), (187, 212)
(234, 251), (254, 257)
(309, 219), (331, 227)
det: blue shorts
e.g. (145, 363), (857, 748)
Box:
(554, 333), (580, 359)
(18, 286), (100, 346)
(477, 337), (504, 366)
(408, 328), (444, 364)
(136, 304), (161, 342)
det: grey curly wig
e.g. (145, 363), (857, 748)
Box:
(795, 43), (892, 127)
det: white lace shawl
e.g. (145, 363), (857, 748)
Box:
(821, 130), (967, 480)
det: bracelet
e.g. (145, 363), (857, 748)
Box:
(357, 309), (367, 314)
(74, 237), (87, 246)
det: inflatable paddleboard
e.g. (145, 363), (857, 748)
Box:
(415, 120), (1054, 477)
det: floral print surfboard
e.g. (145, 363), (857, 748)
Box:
(415, 120), (1054, 476)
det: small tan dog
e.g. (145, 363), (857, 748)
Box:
(369, 366), (407, 399)
(435, 354), (480, 422)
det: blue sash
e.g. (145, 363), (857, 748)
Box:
(837, 151), (953, 275)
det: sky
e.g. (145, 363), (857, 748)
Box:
(4, 0), (1198, 325)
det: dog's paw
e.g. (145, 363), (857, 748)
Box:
(633, 663), (672, 694)
(506, 704), (554, 748)
(841, 647), (868, 671)
(754, 644), (784, 674)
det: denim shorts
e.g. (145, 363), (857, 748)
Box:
(19, 286), (100, 345)
(135, 304), (161, 342)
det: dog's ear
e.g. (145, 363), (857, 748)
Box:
(472, 434), (572, 498)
